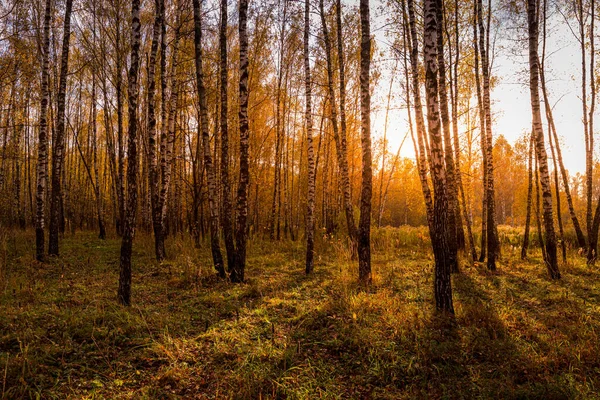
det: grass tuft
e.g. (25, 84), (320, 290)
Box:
(0, 227), (599, 398)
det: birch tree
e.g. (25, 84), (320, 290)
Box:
(48, 0), (73, 256)
(526, 0), (560, 279)
(304, 0), (316, 274)
(35, 0), (52, 262)
(118, 0), (142, 305)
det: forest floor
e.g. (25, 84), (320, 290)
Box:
(0, 227), (599, 399)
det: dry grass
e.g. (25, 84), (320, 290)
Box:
(0, 227), (599, 399)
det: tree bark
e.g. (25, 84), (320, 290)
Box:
(148, 0), (162, 259)
(406, 0), (434, 230)
(118, 0), (142, 305)
(155, 8), (182, 261)
(319, 0), (358, 249)
(194, 0), (225, 278)
(48, 0), (73, 256)
(477, 0), (498, 270)
(304, 0), (316, 274)
(232, 0), (250, 283)
(220, 0), (236, 271)
(424, 0), (454, 313)
(435, 0), (459, 273)
(358, 0), (372, 285)
(526, 0), (560, 279)
(35, 0), (52, 262)
(521, 133), (533, 260)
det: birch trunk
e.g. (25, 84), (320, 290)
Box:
(435, 0), (459, 273)
(358, 0), (372, 285)
(319, 0), (358, 248)
(521, 133), (533, 260)
(220, 0), (235, 271)
(193, 0), (225, 277)
(48, 0), (73, 256)
(148, 0), (162, 259)
(406, 0), (434, 229)
(118, 0), (142, 305)
(35, 0), (52, 262)
(424, 0), (454, 313)
(477, 0), (498, 270)
(232, 0), (250, 283)
(304, 0), (316, 274)
(155, 9), (182, 261)
(527, 0), (560, 279)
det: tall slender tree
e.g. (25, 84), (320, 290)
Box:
(148, 0), (163, 259)
(48, 0), (73, 256)
(477, 0), (498, 270)
(118, 0), (142, 305)
(522, 133), (534, 260)
(232, 0), (250, 283)
(406, 0), (434, 230)
(424, 0), (454, 312)
(194, 0), (225, 277)
(434, 0), (459, 273)
(220, 0), (235, 271)
(304, 0), (316, 274)
(526, 0), (560, 279)
(358, 0), (372, 284)
(319, 0), (357, 249)
(35, 0), (52, 262)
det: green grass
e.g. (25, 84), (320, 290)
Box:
(0, 227), (599, 399)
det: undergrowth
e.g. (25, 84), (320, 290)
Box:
(0, 227), (599, 399)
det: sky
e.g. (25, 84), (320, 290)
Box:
(367, 0), (590, 175)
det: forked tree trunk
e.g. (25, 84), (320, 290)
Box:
(304, 0), (316, 274)
(48, 0), (73, 256)
(36, 0), (52, 262)
(526, 0), (560, 279)
(424, 0), (454, 313)
(118, 0), (142, 305)
(194, 0), (225, 277)
(232, 0), (250, 283)
(358, 0), (372, 285)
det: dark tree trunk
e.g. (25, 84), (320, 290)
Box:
(424, 0), (454, 313)
(194, 0), (225, 278)
(118, 0), (142, 305)
(220, 0), (235, 272)
(48, 0), (73, 256)
(358, 0), (372, 285)
(521, 134), (534, 260)
(36, 0), (52, 262)
(232, 0), (250, 283)
(527, 0), (560, 278)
